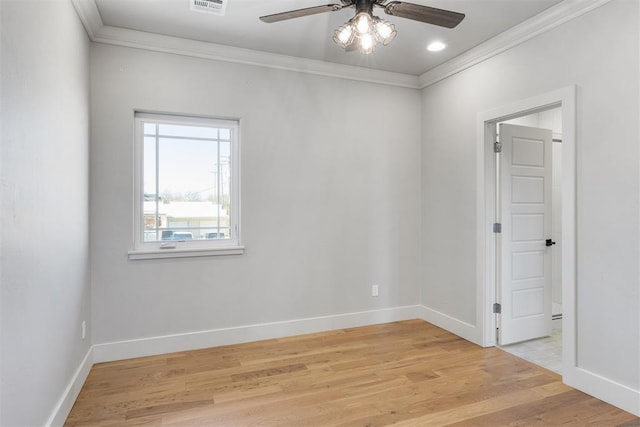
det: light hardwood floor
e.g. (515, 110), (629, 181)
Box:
(65, 320), (639, 426)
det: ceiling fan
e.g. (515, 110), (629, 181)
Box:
(259, 0), (465, 54)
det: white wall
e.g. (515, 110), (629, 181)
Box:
(422, 0), (638, 399)
(90, 44), (421, 347)
(0, 1), (91, 425)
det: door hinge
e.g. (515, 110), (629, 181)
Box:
(494, 142), (502, 153)
(493, 223), (502, 233)
(493, 303), (502, 314)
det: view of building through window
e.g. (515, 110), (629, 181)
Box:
(140, 117), (234, 242)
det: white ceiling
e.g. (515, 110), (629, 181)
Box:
(93, 0), (563, 76)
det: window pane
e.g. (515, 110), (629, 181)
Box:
(143, 137), (229, 242)
(218, 140), (231, 218)
(202, 228), (230, 239)
(158, 124), (217, 139)
(143, 137), (157, 198)
(143, 123), (157, 135)
(158, 138), (217, 199)
(155, 228), (231, 241)
(219, 128), (231, 140)
(143, 137), (158, 242)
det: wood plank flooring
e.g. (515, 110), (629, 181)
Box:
(65, 320), (639, 426)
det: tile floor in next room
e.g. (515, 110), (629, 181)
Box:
(500, 307), (563, 375)
(501, 328), (562, 374)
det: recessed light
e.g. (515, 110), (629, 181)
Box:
(427, 41), (446, 52)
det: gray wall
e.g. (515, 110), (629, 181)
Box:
(90, 44), (422, 345)
(421, 0), (639, 390)
(0, 1), (91, 425)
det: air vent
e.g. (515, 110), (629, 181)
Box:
(190, 0), (228, 16)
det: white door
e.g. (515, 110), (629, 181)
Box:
(499, 123), (553, 345)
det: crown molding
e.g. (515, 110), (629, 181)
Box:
(69, 0), (419, 89)
(70, 0), (611, 90)
(94, 25), (421, 88)
(70, 0), (102, 40)
(418, 0), (612, 88)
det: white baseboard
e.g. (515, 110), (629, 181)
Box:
(93, 305), (422, 363)
(46, 346), (94, 427)
(417, 305), (482, 346)
(564, 366), (640, 417)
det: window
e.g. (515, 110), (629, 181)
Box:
(130, 113), (242, 259)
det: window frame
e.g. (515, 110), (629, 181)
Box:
(129, 112), (243, 260)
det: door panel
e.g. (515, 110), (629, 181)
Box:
(512, 215), (544, 241)
(512, 177), (544, 203)
(499, 123), (552, 345)
(512, 137), (545, 166)
(512, 288), (545, 317)
(512, 252), (544, 280)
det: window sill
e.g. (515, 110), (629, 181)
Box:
(128, 245), (245, 260)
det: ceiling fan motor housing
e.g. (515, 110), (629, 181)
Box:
(354, 0), (375, 14)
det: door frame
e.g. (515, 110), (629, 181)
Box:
(475, 86), (576, 376)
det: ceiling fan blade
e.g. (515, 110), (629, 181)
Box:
(260, 4), (344, 23)
(384, 1), (465, 28)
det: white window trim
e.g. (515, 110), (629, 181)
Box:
(128, 246), (245, 260)
(129, 112), (243, 260)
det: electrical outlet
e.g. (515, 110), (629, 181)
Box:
(81, 321), (86, 340)
(372, 285), (379, 297)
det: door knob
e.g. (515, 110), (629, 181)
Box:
(545, 239), (556, 247)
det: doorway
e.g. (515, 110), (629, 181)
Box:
(496, 109), (563, 373)
(476, 86), (576, 379)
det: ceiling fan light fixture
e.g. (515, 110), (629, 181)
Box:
(358, 33), (375, 54)
(333, 11), (397, 54)
(354, 12), (373, 34)
(373, 17), (396, 45)
(333, 23), (355, 48)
